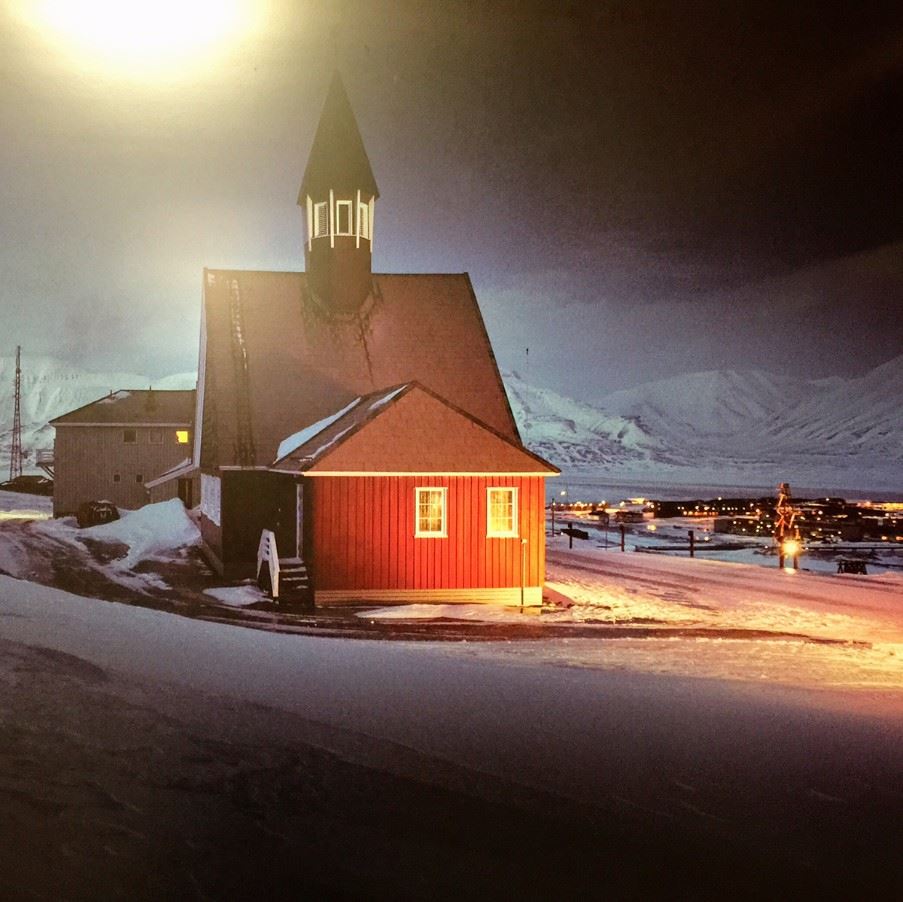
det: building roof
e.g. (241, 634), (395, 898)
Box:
(144, 457), (196, 489)
(298, 72), (379, 201)
(198, 271), (520, 468)
(272, 382), (558, 475)
(50, 389), (196, 426)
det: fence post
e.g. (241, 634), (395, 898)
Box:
(688, 529), (695, 557)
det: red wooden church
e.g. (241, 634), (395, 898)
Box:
(194, 74), (558, 605)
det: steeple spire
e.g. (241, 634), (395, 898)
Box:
(299, 72), (379, 202)
(299, 73), (379, 313)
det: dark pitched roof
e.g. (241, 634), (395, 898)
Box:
(50, 389), (196, 426)
(198, 271), (520, 468)
(272, 382), (558, 475)
(298, 72), (379, 201)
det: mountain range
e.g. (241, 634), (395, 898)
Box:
(504, 355), (902, 493)
(1, 353), (900, 494)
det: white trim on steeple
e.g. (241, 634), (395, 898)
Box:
(329, 189), (335, 248)
(355, 188), (361, 248)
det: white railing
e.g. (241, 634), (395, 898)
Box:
(256, 529), (280, 600)
(36, 449), (54, 465)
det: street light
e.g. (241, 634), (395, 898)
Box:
(781, 537), (801, 570)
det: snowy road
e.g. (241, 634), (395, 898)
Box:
(1, 574), (902, 897)
(1, 493), (902, 897)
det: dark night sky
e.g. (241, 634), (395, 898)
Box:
(1, 1), (901, 399)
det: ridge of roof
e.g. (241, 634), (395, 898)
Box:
(50, 388), (196, 426)
(298, 72), (379, 201)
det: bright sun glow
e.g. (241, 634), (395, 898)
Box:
(17, 0), (258, 79)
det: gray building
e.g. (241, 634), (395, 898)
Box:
(49, 389), (195, 516)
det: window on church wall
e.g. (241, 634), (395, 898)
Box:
(358, 201), (370, 239)
(487, 487), (518, 537)
(123, 428), (137, 444)
(335, 200), (353, 235)
(313, 202), (329, 238)
(415, 487), (447, 538)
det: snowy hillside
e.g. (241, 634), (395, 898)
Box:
(0, 354), (195, 467)
(502, 372), (665, 467)
(507, 355), (903, 492)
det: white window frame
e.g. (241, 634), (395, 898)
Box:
(358, 200), (370, 240)
(415, 486), (447, 538)
(335, 199), (353, 236)
(313, 201), (329, 238)
(487, 487), (518, 538)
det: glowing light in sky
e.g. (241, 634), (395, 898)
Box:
(15, 0), (259, 80)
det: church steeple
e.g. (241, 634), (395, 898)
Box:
(299, 73), (379, 313)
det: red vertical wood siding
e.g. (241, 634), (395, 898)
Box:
(311, 476), (547, 591)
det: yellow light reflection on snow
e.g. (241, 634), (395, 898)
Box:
(16, 0), (259, 80)
(0, 510), (51, 521)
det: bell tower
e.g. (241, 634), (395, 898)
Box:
(299, 73), (379, 313)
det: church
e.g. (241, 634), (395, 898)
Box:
(192, 73), (558, 605)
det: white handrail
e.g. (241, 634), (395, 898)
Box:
(256, 529), (280, 600)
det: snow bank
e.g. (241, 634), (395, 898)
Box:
(204, 584), (265, 607)
(85, 499), (200, 567)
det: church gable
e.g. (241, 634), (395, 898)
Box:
(274, 383), (557, 475)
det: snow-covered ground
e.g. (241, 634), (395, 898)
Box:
(0, 492), (901, 896)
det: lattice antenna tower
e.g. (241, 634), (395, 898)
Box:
(9, 345), (23, 481)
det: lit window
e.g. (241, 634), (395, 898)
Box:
(335, 200), (353, 235)
(415, 487), (447, 537)
(149, 429), (163, 444)
(314, 202), (329, 237)
(176, 430), (190, 444)
(487, 487), (518, 537)
(123, 429), (137, 444)
(358, 201), (370, 239)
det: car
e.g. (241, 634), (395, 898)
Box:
(76, 500), (120, 529)
(0, 474), (54, 496)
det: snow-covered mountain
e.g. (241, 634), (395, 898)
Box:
(1, 351), (899, 493)
(506, 354), (903, 493)
(0, 355), (196, 466)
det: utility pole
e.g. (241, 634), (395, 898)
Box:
(9, 346), (23, 482)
